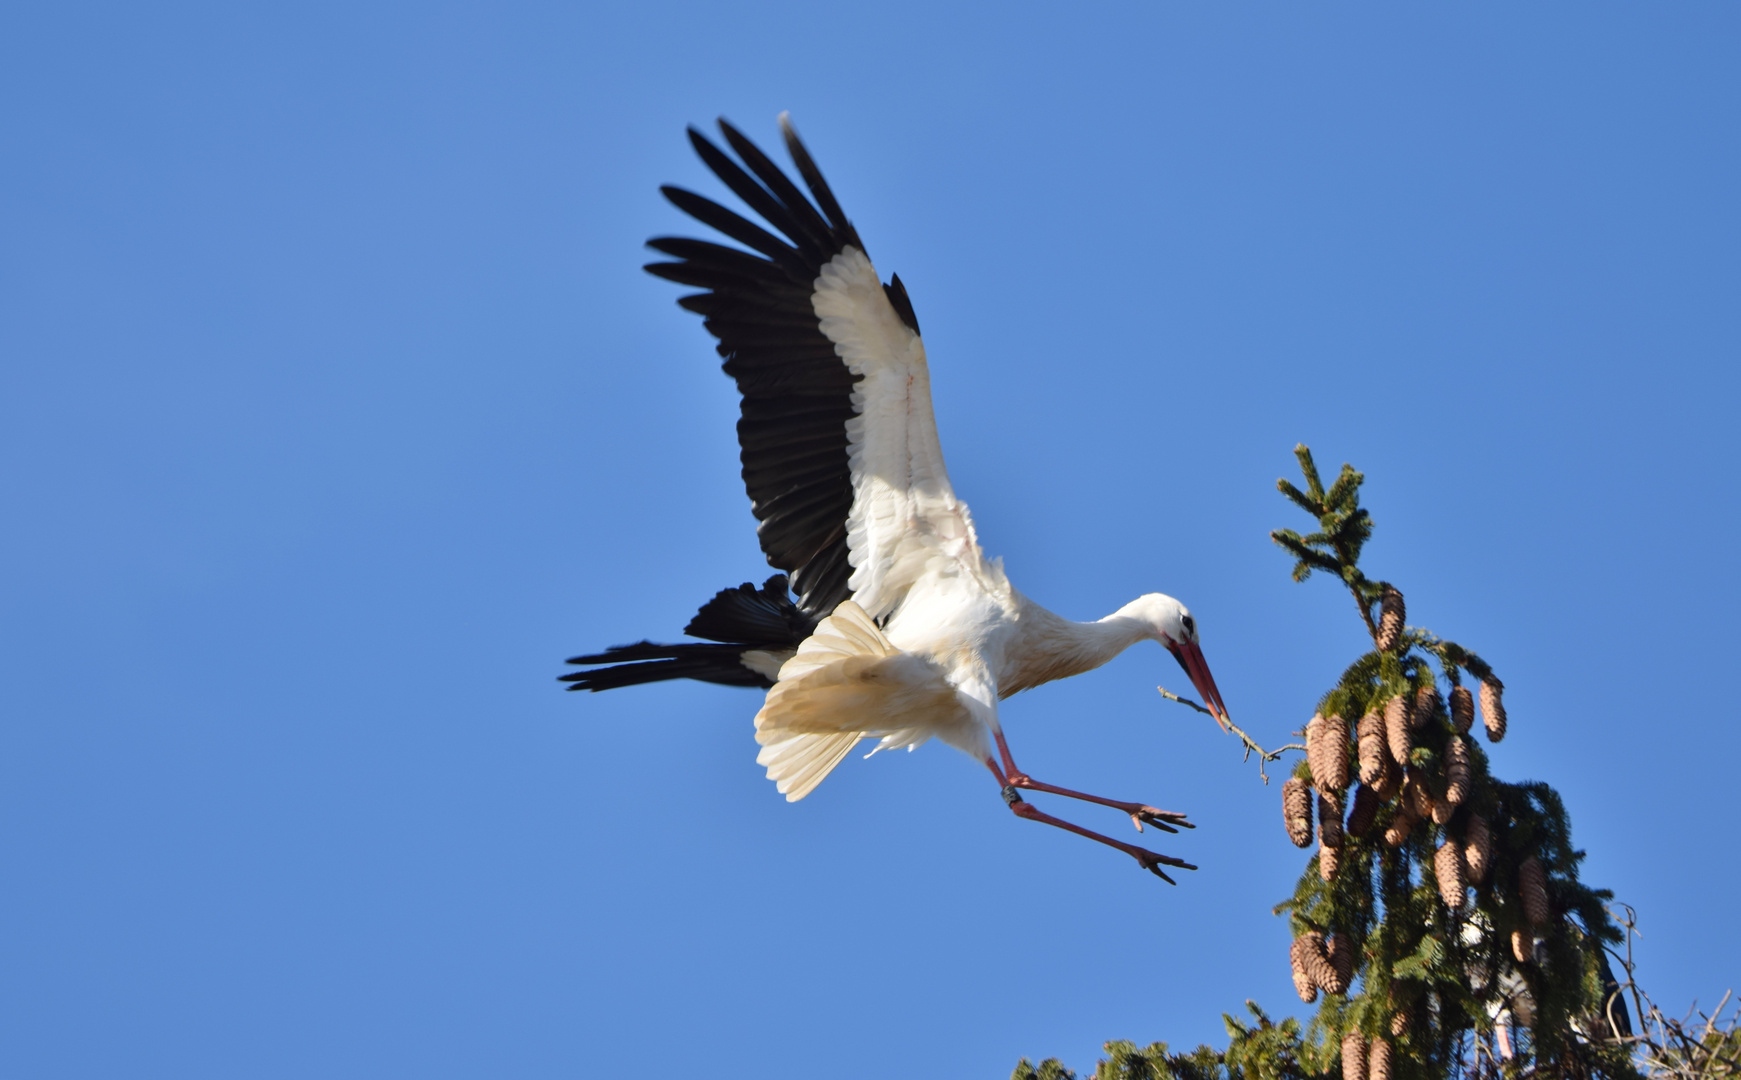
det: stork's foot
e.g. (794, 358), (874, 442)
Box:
(1132, 847), (1199, 884)
(1130, 806), (1192, 835)
(1004, 772), (1193, 834)
(1007, 798), (1197, 885)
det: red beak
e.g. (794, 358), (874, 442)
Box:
(1169, 639), (1231, 730)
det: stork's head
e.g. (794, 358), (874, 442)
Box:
(1127, 593), (1231, 728)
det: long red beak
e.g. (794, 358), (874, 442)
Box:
(1169, 640), (1231, 730)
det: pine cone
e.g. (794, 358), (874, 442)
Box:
(1512, 928), (1534, 964)
(1463, 813), (1492, 885)
(1297, 931), (1337, 991)
(1434, 840), (1467, 908)
(1319, 713), (1350, 792)
(1518, 855), (1550, 927)
(1358, 710), (1387, 785)
(1444, 734), (1471, 806)
(1306, 714), (1325, 788)
(1369, 1037), (1393, 1080)
(1283, 778), (1314, 847)
(1377, 585), (1406, 652)
(1449, 686), (1475, 735)
(1291, 934), (1322, 1001)
(1346, 783), (1381, 839)
(1413, 682), (1440, 730)
(1390, 1010), (1409, 1037)
(1326, 933), (1356, 994)
(1384, 695), (1411, 766)
(1319, 791), (1345, 849)
(1372, 757), (1401, 802)
(1319, 839), (1340, 881)
(1404, 773), (1435, 820)
(1481, 678), (1507, 742)
(1383, 804), (1417, 848)
(1342, 1033), (1368, 1080)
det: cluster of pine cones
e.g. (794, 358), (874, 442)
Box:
(1340, 1032), (1394, 1080)
(1281, 584), (1557, 1042)
(1289, 930), (1356, 1002)
(1280, 586), (1508, 904)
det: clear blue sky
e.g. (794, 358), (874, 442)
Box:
(3, 3), (1736, 1077)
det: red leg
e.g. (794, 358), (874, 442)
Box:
(993, 728), (1192, 834)
(988, 764), (1197, 883)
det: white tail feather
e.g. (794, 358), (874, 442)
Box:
(753, 601), (963, 801)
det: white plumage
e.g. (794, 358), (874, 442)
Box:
(563, 116), (1231, 880)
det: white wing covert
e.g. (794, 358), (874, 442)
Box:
(813, 247), (991, 622)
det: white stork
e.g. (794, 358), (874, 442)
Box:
(564, 116), (1231, 880)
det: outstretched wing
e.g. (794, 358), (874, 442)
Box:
(648, 115), (990, 624)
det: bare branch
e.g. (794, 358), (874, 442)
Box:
(1156, 687), (1304, 784)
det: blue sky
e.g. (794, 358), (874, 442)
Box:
(2, 3), (1736, 1077)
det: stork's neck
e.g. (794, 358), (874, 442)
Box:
(1000, 594), (1156, 696)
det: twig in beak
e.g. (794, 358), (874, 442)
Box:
(1157, 687), (1306, 785)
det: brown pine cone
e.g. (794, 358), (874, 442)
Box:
(1297, 931), (1337, 990)
(1291, 934), (1323, 1001)
(1384, 694), (1411, 766)
(1383, 803), (1417, 848)
(1319, 792), (1345, 849)
(1449, 686), (1475, 735)
(1319, 713), (1350, 792)
(1369, 1037), (1393, 1080)
(1342, 1032), (1368, 1080)
(1390, 1010), (1408, 1037)
(1434, 840), (1467, 908)
(1372, 757), (1401, 802)
(1325, 933), (1356, 994)
(1413, 683), (1440, 730)
(1358, 710), (1387, 785)
(1377, 585), (1406, 652)
(1463, 813), (1492, 884)
(1518, 855), (1550, 927)
(1290, 933), (1320, 1001)
(1444, 734), (1471, 806)
(1283, 778), (1314, 848)
(1481, 678), (1507, 742)
(1346, 783), (1381, 839)
(1404, 773), (1435, 820)
(1511, 928), (1533, 964)
(1319, 840), (1340, 881)
(1306, 714), (1325, 788)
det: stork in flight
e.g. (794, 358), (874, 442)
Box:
(563, 116), (1231, 881)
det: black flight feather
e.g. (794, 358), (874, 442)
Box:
(561, 576), (815, 693)
(883, 274), (921, 335)
(716, 119), (837, 252)
(777, 114), (861, 250)
(638, 117), (912, 626)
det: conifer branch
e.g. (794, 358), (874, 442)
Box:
(1277, 479), (1319, 514)
(1295, 443), (1325, 500)
(1271, 446), (1382, 640)
(1323, 464), (1361, 510)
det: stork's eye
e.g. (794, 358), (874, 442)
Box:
(1181, 614), (1195, 636)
